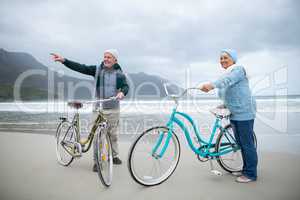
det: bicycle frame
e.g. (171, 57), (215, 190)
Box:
(66, 110), (107, 153)
(153, 86), (239, 159)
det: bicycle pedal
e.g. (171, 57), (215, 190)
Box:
(73, 153), (82, 158)
(199, 158), (209, 162)
(73, 142), (82, 157)
(208, 159), (222, 176)
(197, 154), (209, 162)
(211, 170), (223, 176)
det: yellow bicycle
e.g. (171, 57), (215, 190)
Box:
(55, 98), (115, 187)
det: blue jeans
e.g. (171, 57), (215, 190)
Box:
(230, 119), (258, 180)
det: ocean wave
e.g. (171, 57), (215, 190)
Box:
(0, 99), (299, 113)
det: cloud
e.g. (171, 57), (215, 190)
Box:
(0, 0), (299, 93)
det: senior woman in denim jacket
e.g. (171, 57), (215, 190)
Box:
(200, 49), (258, 183)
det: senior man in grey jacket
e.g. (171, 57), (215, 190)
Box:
(51, 49), (129, 171)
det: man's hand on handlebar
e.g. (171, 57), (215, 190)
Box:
(116, 92), (125, 100)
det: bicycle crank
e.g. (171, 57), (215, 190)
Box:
(73, 142), (82, 158)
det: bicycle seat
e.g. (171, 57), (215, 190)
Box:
(209, 108), (231, 118)
(68, 101), (83, 109)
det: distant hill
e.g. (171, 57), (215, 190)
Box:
(0, 48), (181, 101)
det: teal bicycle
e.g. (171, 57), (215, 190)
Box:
(128, 84), (256, 186)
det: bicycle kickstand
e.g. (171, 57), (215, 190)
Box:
(208, 158), (222, 176)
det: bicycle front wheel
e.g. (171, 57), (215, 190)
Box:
(56, 121), (75, 166)
(95, 128), (113, 187)
(128, 126), (180, 186)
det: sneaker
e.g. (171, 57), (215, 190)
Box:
(113, 157), (122, 165)
(92, 163), (98, 172)
(231, 172), (242, 176)
(236, 175), (255, 183)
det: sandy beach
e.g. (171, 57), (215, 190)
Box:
(0, 131), (300, 200)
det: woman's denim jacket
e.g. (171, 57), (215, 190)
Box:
(212, 65), (256, 121)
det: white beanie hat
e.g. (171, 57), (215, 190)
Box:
(104, 49), (119, 60)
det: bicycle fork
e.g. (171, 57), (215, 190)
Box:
(151, 129), (172, 159)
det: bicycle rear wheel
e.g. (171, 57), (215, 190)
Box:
(56, 121), (75, 166)
(216, 125), (257, 173)
(128, 126), (180, 186)
(95, 128), (113, 187)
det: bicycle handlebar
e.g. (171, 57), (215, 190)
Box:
(163, 83), (199, 99)
(68, 97), (118, 105)
(85, 97), (118, 104)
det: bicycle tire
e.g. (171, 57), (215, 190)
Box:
(55, 121), (75, 166)
(128, 126), (180, 186)
(95, 128), (113, 187)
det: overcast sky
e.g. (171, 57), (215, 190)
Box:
(1, 0), (300, 94)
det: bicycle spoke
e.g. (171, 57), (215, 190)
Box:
(128, 127), (180, 186)
(95, 130), (113, 187)
(56, 122), (75, 166)
(216, 126), (243, 172)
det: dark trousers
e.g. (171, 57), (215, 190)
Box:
(230, 119), (258, 180)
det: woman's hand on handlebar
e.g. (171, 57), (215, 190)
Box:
(199, 82), (214, 93)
